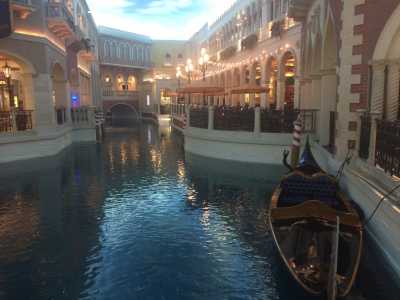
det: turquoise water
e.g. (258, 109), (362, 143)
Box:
(0, 124), (397, 300)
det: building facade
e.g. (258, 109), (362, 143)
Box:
(98, 26), (152, 124)
(0, 0), (100, 163)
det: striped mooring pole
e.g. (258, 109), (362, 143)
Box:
(291, 114), (303, 168)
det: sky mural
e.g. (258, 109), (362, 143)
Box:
(87, 0), (236, 40)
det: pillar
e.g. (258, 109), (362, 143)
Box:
(294, 76), (301, 109)
(208, 105), (214, 130)
(276, 78), (285, 110)
(319, 69), (337, 146)
(260, 63), (267, 109)
(254, 106), (261, 135)
(34, 73), (57, 127)
(311, 74), (322, 110)
(240, 66), (246, 105)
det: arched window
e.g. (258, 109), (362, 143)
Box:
(116, 44), (121, 58)
(104, 41), (110, 57)
(111, 42), (116, 57)
(133, 46), (138, 62)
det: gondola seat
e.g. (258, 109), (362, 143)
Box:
(279, 173), (339, 208)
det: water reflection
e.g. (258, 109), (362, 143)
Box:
(0, 123), (398, 300)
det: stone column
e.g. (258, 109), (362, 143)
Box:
(276, 78), (285, 110)
(260, 63), (267, 108)
(319, 69), (337, 146)
(21, 73), (36, 126)
(240, 66), (246, 105)
(208, 105), (214, 130)
(294, 76), (301, 109)
(311, 73), (322, 110)
(368, 112), (381, 165)
(254, 106), (261, 135)
(34, 73), (57, 128)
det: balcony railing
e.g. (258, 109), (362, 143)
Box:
(0, 110), (33, 133)
(214, 106), (255, 132)
(102, 90), (139, 98)
(375, 120), (400, 177)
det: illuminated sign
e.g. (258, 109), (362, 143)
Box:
(0, 0), (12, 39)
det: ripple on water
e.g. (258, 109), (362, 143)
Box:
(0, 124), (398, 300)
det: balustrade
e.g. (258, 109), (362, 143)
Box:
(71, 107), (89, 124)
(375, 120), (400, 177)
(0, 110), (33, 133)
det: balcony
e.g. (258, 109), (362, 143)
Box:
(47, 0), (75, 40)
(102, 90), (139, 101)
(11, 0), (36, 19)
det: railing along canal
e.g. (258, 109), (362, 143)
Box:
(375, 120), (400, 177)
(189, 106), (208, 129)
(0, 110), (33, 133)
(71, 107), (89, 124)
(214, 106), (255, 132)
(188, 105), (317, 134)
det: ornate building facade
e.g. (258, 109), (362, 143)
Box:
(98, 26), (152, 123)
(0, 0), (100, 162)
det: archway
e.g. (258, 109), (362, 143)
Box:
(372, 3), (400, 121)
(0, 52), (37, 131)
(266, 56), (278, 109)
(281, 51), (297, 111)
(109, 103), (139, 127)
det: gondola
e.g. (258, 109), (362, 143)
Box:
(268, 139), (363, 299)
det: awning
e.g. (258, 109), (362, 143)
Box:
(177, 86), (225, 95)
(230, 85), (269, 94)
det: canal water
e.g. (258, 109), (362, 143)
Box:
(0, 123), (398, 300)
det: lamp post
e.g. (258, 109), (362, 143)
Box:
(198, 48), (209, 82)
(176, 66), (182, 88)
(185, 59), (194, 84)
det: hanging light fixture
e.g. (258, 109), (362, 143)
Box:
(3, 61), (12, 79)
